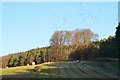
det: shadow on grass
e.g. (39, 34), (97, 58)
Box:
(2, 63), (64, 78)
(2, 61), (119, 79)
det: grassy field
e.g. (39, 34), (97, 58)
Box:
(0, 61), (119, 78)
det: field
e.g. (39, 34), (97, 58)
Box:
(0, 61), (119, 78)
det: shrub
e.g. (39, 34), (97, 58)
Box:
(34, 66), (42, 72)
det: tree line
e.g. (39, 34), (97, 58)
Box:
(49, 29), (98, 61)
(1, 23), (119, 68)
(49, 28), (118, 61)
(2, 47), (49, 68)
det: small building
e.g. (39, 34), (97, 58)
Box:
(27, 64), (29, 66)
(6, 66), (8, 68)
(32, 62), (35, 65)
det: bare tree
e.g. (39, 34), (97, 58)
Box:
(49, 29), (99, 61)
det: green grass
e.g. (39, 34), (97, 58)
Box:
(0, 61), (119, 78)
(84, 61), (118, 77)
